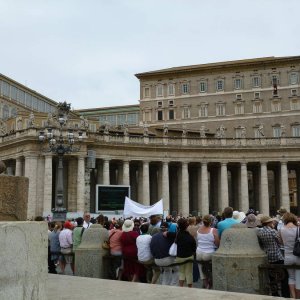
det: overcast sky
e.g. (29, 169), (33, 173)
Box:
(1, 0), (299, 109)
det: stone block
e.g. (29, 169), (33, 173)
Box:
(75, 224), (109, 278)
(0, 221), (48, 300)
(212, 224), (267, 294)
(0, 175), (28, 221)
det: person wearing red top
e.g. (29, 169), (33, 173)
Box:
(121, 219), (145, 282)
(109, 221), (123, 280)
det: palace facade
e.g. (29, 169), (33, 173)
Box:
(1, 56), (300, 219)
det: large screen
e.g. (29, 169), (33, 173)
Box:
(96, 185), (130, 212)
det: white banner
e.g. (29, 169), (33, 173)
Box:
(123, 197), (163, 218)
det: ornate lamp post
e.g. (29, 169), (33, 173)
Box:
(38, 102), (83, 221)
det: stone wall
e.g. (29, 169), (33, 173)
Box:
(0, 175), (28, 221)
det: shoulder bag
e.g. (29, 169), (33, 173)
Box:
(168, 232), (178, 257)
(293, 226), (300, 257)
(102, 230), (117, 250)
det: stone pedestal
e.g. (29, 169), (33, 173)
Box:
(0, 175), (28, 221)
(0, 221), (48, 300)
(212, 224), (267, 294)
(75, 224), (109, 278)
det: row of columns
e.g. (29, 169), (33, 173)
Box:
(9, 154), (292, 218)
(95, 159), (291, 216)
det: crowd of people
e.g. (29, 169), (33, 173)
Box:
(46, 207), (300, 297)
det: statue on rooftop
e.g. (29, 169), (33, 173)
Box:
(28, 112), (35, 128)
(163, 124), (168, 137)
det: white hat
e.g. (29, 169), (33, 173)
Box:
(122, 219), (134, 232)
(233, 211), (246, 223)
(233, 211), (240, 219)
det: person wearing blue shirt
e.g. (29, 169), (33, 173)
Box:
(166, 216), (177, 233)
(217, 207), (239, 237)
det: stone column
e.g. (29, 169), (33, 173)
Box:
(200, 162), (209, 215)
(96, 160), (103, 184)
(43, 155), (52, 216)
(220, 162), (229, 211)
(280, 161), (290, 211)
(240, 162), (249, 212)
(142, 161), (150, 205)
(15, 157), (22, 176)
(77, 156), (85, 214)
(24, 155), (38, 219)
(259, 162), (269, 215)
(162, 161), (170, 213)
(122, 160), (130, 185)
(103, 159), (110, 185)
(180, 162), (189, 216)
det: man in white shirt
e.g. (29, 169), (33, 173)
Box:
(83, 212), (92, 229)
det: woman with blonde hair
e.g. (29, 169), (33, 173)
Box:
(196, 215), (219, 289)
(279, 212), (300, 298)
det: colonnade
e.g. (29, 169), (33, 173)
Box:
(4, 154), (297, 219)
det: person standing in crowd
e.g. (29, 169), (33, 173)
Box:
(121, 219), (145, 282)
(168, 218), (196, 288)
(279, 212), (300, 298)
(136, 223), (160, 284)
(109, 220), (123, 280)
(196, 215), (220, 289)
(73, 217), (85, 251)
(245, 214), (259, 230)
(257, 215), (289, 297)
(148, 215), (162, 236)
(166, 215), (177, 232)
(217, 207), (239, 237)
(150, 222), (178, 286)
(59, 221), (74, 275)
(83, 212), (92, 229)
(277, 207), (287, 231)
(187, 217), (198, 239)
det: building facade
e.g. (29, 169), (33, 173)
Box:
(1, 56), (300, 219)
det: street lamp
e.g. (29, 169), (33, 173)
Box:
(38, 101), (83, 221)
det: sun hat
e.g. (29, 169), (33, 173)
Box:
(233, 211), (240, 220)
(122, 219), (134, 232)
(233, 211), (246, 223)
(245, 214), (258, 228)
(260, 215), (274, 225)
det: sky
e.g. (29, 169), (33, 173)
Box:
(0, 0), (300, 110)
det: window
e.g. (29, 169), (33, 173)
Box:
(199, 104), (208, 117)
(11, 86), (17, 100)
(235, 128), (244, 138)
(11, 107), (17, 117)
(181, 83), (189, 94)
(252, 76), (261, 88)
(216, 80), (224, 91)
(157, 110), (163, 121)
(32, 97), (38, 110)
(291, 89), (297, 96)
(127, 113), (138, 125)
(169, 110), (174, 120)
(157, 101), (163, 108)
(234, 78), (242, 90)
(17, 89), (25, 104)
(2, 81), (10, 97)
(183, 107), (190, 119)
(117, 114), (126, 125)
(273, 126), (281, 138)
(106, 115), (116, 125)
(272, 75), (279, 85)
(199, 81), (207, 93)
(216, 103), (225, 116)
(168, 84), (175, 96)
(271, 100), (281, 112)
(2, 105), (9, 119)
(168, 100), (174, 106)
(254, 128), (261, 138)
(25, 93), (32, 108)
(291, 99), (300, 110)
(254, 92), (260, 99)
(89, 124), (97, 132)
(144, 87), (150, 98)
(236, 94), (242, 100)
(235, 102), (244, 115)
(253, 101), (262, 113)
(292, 125), (300, 137)
(144, 111), (151, 122)
(289, 72), (299, 85)
(156, 84), (163, 97)
(99, 116), (106, 123)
